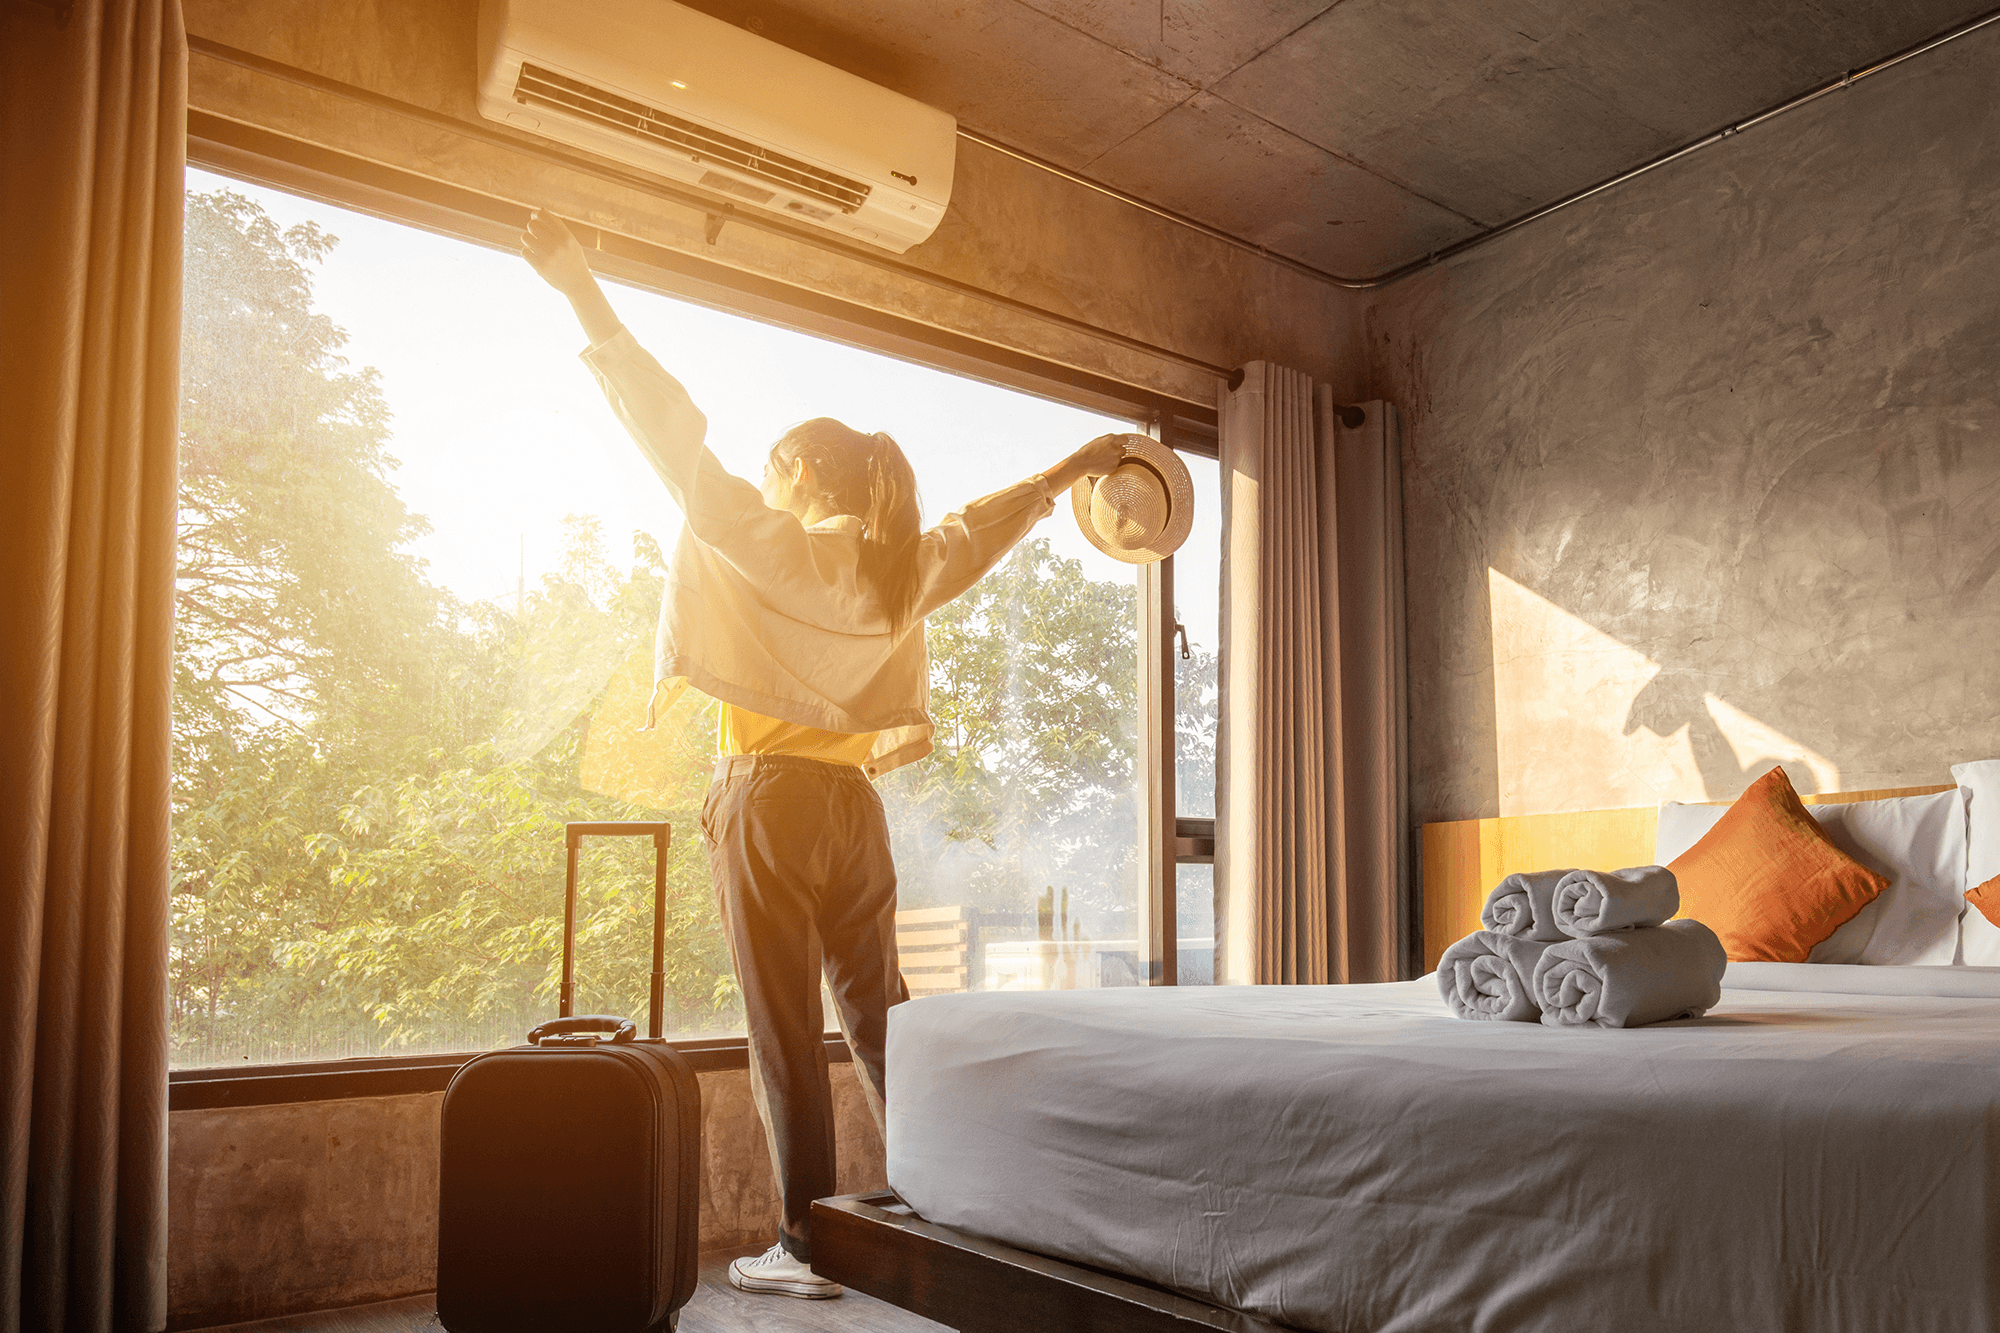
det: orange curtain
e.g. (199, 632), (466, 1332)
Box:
(1216, 365), (1409, 985)
(0, 1), (184, 1330)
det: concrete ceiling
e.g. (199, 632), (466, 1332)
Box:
(677, 0), (1991, 278)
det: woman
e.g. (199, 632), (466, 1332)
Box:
(520, 210), (1124, 1299)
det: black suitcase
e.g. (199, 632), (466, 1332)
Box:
(437, 820), (700, 1333)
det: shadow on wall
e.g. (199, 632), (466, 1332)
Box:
(1487, 567), (1837, 816)
(1416, 375), (2000, 822)
(1625, 671), (1829, 801)
(1476, 423), (2000, 819)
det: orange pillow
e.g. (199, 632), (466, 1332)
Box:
(1668, 766), (1888, 962)
(1968, 874), (2000, 927)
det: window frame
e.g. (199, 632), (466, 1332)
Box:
(187, 111), (1217, 439)
(176, 120), (1221, 1095)
(1136, 458), (1220, 988)
(165, 1036), (862, 1108)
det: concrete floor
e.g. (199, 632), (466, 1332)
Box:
(183, 1246), (950, 1333)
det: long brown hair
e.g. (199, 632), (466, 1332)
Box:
(770, 418), (924, 628)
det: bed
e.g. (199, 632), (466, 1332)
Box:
(812, 772), (2000, 1333)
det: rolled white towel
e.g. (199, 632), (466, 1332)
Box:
(1532, 919), (1727, 1029)
(1437, 930), (1553, 1022)
(1479, 869), (1574, 942)
(1552, 865), (1680, 937)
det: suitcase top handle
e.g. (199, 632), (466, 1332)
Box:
(565, 821), (670, 850)
(560, 822), (674, 1038)
(527, 1015), (637, 1046)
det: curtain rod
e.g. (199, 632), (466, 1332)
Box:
(964, 4), (2000, 290)
(186, 35), (1236, 381)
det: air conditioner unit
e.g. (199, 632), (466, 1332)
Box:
(476, 0), (956, 254)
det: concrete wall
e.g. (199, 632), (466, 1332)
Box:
(1366, 29), (2000, 824)
(167, 1065), (884, 1328)
(182, 0), (1362, 411)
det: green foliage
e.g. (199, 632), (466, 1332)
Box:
(1175, 641), (1219, 817)
(178, 192), (466, 764)
(171, 191), (732, 1064)
(885, 539), (1140, 922)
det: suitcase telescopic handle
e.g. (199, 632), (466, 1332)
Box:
(527, 1015), (637, 1045)
(560, 821), (673, 1039)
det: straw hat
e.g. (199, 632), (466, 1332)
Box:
(1069, 433), (1195, 565)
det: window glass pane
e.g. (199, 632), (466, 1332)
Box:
(173, 171), (1141, 1066)
(1174, 454), (1220, 819)
(887, 535), (1146, 997)
(1175, 862), (1215, 986)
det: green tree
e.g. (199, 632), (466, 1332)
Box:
(171, 192), (732, 1063)
(1175, 644), (1219, 817)
(177, 191), (476, 763)
(885, 537), (1140, 936)
(174, 188), (485, 1060)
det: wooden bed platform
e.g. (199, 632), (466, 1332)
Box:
(811, 1193), (1305, 1333)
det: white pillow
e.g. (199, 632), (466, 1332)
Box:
(1951, 760), (2000, 963)
(1951, 760), (2000, 884)
(1962, 905), (2000, 966)
(1653, 802), (1729, 866)
(1655, 789), (1965, 966)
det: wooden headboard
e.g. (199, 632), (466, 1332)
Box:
(1418, 783), (1957, 970)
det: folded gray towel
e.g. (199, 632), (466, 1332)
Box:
(1552, 865), (1680, 937)
(1532, 919), (1727, 1028)
(1437, 930), (1553, 1022)
(1479, 869), (1574, 942)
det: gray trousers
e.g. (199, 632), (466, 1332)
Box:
(700, 753), (907, 1262)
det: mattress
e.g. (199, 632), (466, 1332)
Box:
(886, 966), (2000, 1333)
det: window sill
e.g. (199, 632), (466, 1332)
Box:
(168, 1034), (853, 1110)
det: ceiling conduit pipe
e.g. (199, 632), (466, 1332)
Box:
(965, 3), (2000, 290)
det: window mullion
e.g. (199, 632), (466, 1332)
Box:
(1138, 553), (1177, 984)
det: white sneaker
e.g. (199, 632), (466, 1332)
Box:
(727, 1242), (843, 1299)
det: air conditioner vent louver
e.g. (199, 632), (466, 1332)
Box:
(514, 63), (871, 214)
(698, 171), (773, 206)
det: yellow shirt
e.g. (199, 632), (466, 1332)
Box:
(718, 703), (878, 767)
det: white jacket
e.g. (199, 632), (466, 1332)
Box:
(582, 328), (1059, 778)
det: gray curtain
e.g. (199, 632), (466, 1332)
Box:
(0, 0), (184, 1330)
(1216, 365), (1408, 985)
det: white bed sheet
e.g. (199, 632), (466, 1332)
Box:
(886, 968), (2000, 1333)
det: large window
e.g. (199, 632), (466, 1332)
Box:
(173, 169), (1206, 1066)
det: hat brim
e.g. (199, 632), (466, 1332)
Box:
(1069, 433), (1196, 565)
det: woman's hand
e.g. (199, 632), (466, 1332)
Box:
(521, 208), (624, 346)
(520, 209), (597, 298)
(1044, 434), (1128, 492)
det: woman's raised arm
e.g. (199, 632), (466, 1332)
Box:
(908, 434), (1131, 620)
(520, 209), (624, 347)
(519, 210), (767, 550)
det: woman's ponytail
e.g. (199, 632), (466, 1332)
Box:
(769, 418), (924, 629)
(859, 432), (923, 629)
